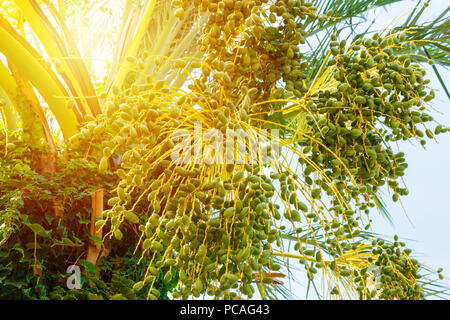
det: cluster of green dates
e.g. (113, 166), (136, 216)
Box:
(298, 31), (447, 223)
(370, 237), (424, 300)
(68, 0), (448, 300)
(326, 237), (424, 299)
(176, 0), (317, 120)
(105, 158), (287, 299)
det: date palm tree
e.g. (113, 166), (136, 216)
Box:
(0, 0), (448, 300)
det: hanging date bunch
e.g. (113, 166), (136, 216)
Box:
(70, 0), (447, 300)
